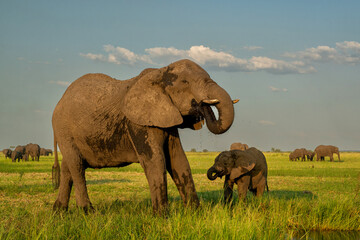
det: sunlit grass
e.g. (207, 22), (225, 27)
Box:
(0, 151), (359, 239)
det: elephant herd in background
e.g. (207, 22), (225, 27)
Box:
(2, 144), (53, 162)
(289, 145), (340, 162)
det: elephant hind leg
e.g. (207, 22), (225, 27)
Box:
(255, 184), (266, 197)
(55, 147), (92, 212)
(53, 159), (73, 211)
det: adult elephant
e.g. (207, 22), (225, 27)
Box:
(25, 143), (40, 161)
(40, 148), (53, 156)
(305, 149), (315, 161)
(52, 59), (237, 214)
(2, 149), (12, 159)
(289, 148), (310, 161)
(40, 148), (46, 156)
(314, 145), (340, 162)
(11, 145), (25, 162)
(230, 142), (249, 151)
(45, 149), (53, 156)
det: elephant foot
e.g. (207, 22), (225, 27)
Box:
(153, 205), (170, 218)
(79, 204), (95, 214)
(53, 200), (69, 212)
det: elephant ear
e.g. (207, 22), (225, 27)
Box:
(123, 68), (183, 128)
(229, 152), (256, 180)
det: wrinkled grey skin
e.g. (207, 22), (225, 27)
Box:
(25, 143), (40, 161)
(52, 59), (236, 214)
(2, 149), (12, 159)
(289, 148), (314, 161)
(230, 142), (249, 151)
(314, 145), (340, 162)
(40, 148), (53, 156)
(207, 147), (268, 202)
(12, 145), (26, 162)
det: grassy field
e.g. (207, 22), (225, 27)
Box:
(0, 152), (359, 239)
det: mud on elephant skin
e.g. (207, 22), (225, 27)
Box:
(207, 147), (269, 203)
(52, 59), (238, 214)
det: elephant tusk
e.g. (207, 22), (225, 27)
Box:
(232, 99), (239, 104)
(202, 99), (220, 105)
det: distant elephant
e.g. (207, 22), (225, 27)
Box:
(305, 149), (315, 161)
(46, 149), (53, 156)
(25, 143), (40, 161)
(230, 142), (249, 151)
(11, 151), (23, 162)
(40, 148), (53, 156)
(2, 149), (12, 159)
(52, 59), (237, 213)
(12, 145), (26, 162)
(314, 145), (340, 162)
(207, 147), (268, 202)
(289, 148), (312, 161)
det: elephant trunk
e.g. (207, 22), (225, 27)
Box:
(207, 166), (219, 181)
(202, 83), (235, 135)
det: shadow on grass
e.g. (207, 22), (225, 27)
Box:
(268, 189), (317, 200)
(292, 230), (360, 240)
(196, 189), (317, 205)
(86, 178), (131, 185)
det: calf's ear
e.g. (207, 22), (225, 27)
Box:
(229, 160), (255, 180)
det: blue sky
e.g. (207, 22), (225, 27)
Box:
(1, 1), (359, 151)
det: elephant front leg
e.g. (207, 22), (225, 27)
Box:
(224, 175), (234, 203)
(165, 130), (199, 207)
(139, 153), (168, 215)
(127, 124), (169, 214)
(236, 175), (250, 201)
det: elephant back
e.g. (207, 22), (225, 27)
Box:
(230, 142), (249, 151)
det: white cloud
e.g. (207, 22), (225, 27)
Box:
(243, 46), (263, 51)
(284, 41), (360, 64)
(336, 41), (360, 52)
(81, 45), (314, 74)
(269, 86), (288, 92)
(79, 53), (106, 61)
(49, 81), (71, 86)
(258, 120), (275, 126)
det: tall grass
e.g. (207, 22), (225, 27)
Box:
(0, 152), (359, 239)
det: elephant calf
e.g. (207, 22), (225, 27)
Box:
(207, 147), (268, 202)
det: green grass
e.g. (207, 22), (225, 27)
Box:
(0, 152), (359, 239)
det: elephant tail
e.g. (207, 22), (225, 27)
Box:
(266, 180), (269, 192)
(52, 136), (60, 189)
